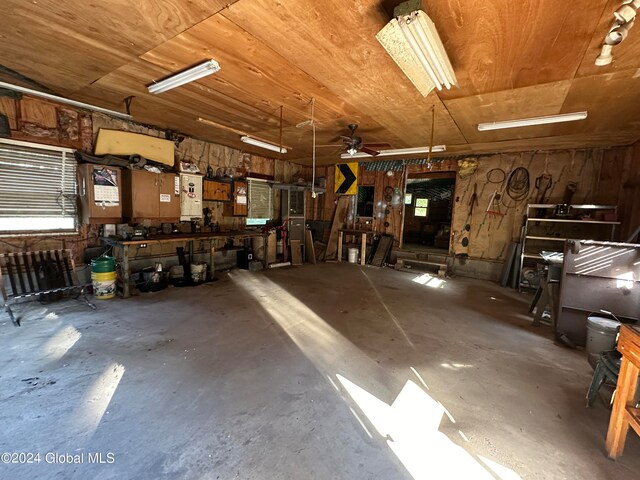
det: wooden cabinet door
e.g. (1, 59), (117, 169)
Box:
(129, 169), (158, 220)
(158, 173), (180, 220)
(203, 179), (231, 201)
(234, 181), (248, 216)
(77, 164), (122, 224)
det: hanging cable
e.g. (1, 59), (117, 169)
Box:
(505, 167), (530, 203)
(486, 168), (506, 185)
(311, 98), (317, 198)
(427, 105), (435, 163)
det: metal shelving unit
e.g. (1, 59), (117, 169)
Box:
(518, 204), (619, 289)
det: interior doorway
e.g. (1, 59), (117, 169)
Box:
(402, 172), (456, 253)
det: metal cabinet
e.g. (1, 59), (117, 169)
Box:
(281, 188), (305, 242)
(179, 173), (203, 221)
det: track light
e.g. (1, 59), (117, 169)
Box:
(340, 145), (446, 159)
(596, 0), (640, 66)
(147, 60), (221, 94)
(477, 112), (588, 131)
(240, 136), (287, 154)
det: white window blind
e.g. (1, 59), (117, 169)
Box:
(247, 178), (272, 222)
(0, 139), (77, 233)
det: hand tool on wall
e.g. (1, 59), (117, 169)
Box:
(486, 190), (505, 216)
(535, 173), (553, 217)
(458, 183), (478, 256)
(468, 183), (478, 215)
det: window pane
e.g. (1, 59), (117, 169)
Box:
(248, 179), (272, 220)
(0, 139), (77, 234)
(356, 186), (375, 217)
(404, 193), (413, 205)
(0, 217), (75, 232)
(415, 207), (428, 217)
(416, 198), (429, 208)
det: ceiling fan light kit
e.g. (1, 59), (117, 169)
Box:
(341, 145), (446, 159)
(376, 0), (457, 96)
(240, 135), (287, 154)
(477, 112), (588, 131)
(147, 59), (221, 94)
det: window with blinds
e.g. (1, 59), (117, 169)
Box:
(0, 139), (77, 234)
(246, 178), (273, 226)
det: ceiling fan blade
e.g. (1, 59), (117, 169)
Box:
(360, 146), (380, 156)
(363, 143), (391, 148)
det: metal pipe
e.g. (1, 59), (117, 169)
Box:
(0, 81), (132, 120)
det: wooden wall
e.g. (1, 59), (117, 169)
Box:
(0, 95), (92, 151)
(0, 95), (298, 261)
(302, 149), (640, 259)
(451, 147), (638, 262)
(302, 164), (405, 243)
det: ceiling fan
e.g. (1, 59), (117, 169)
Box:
(318, 124), (390, 156)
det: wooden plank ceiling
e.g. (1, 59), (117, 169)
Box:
(1, 0), (640, 165)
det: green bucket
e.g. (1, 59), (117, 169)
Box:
(91, 256), (116, 273)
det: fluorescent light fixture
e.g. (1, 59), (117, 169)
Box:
(147, 60), (220, 94)
(340, 145), (446, 159)
(0, 81), (132, 120)
(477, 111), (588, 131)
(241, 136), (287, 154)
(376, 7), (457, 96)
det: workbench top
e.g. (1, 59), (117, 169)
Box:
(101, 230), (266, 246)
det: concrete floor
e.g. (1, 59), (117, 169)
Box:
(1, 263), (639, 479)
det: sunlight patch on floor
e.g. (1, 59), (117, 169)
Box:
(411, 273), (446, 288)
(41, 325), (81, 361)
(337, 374), (522, 480)
(72, 362), (125, 438)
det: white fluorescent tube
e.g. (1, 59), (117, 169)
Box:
(341, 145), (446, 159)
(147, 60), (221, 94)
(411, 17), (452, 89)
(0, 81), (132, 120)
(241, 136), (287, 154)
(398, 18), (442, 91)
(477, 111), (588, 131)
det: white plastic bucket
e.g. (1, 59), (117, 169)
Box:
(347, 247), (359, 264)
(586, 315), (620, 356)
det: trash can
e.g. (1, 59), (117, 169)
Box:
(585, 314), (620, 356)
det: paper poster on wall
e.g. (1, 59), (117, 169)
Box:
(236, 195), (247, 205)
(160, 194), (171, 203)
(92, 166), (119, 205)
(174, 176), (180, 195)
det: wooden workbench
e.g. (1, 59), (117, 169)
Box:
(606, 324), (640, 458)
(101, 231), (267, 298)
(337, 229), (373, 266)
